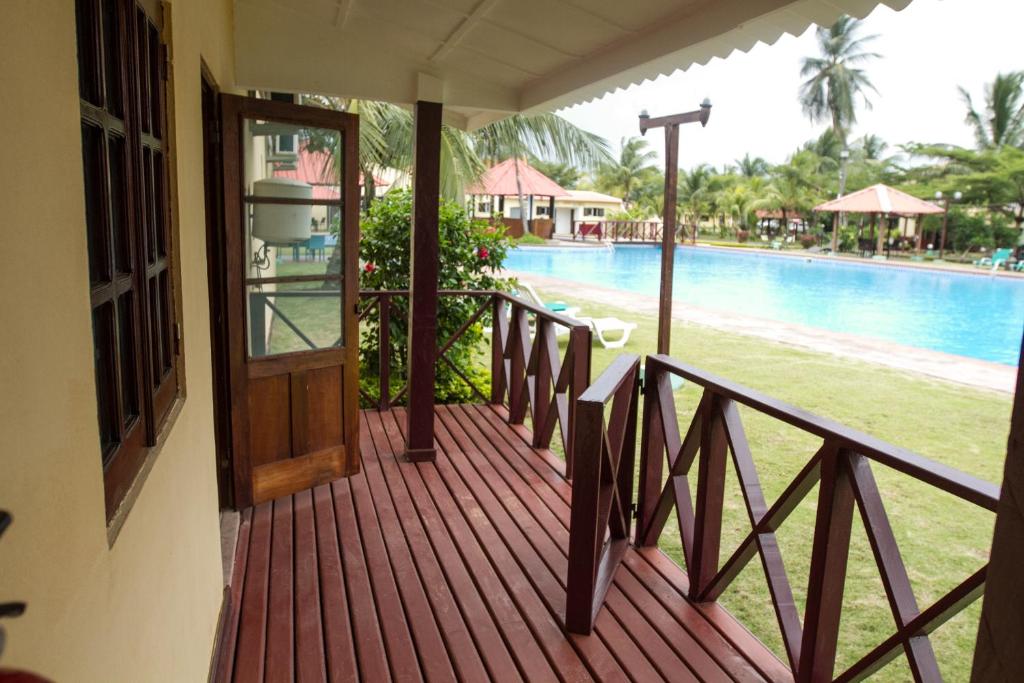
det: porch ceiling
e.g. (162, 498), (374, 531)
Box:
(234, 0), (910, 129)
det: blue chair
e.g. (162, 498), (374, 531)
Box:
(307, 234), (327, 260)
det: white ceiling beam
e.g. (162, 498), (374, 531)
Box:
(430, 0), (500, 63)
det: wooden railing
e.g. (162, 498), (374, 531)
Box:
(572, 220), (684, 243)
(565, 354), (641, 635)
(629, 354), (998, 681)
(358, 290), (592, 474)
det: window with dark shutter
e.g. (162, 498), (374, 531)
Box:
(76, 0), (183, 522)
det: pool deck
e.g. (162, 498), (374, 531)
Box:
(509, 270), (1018, 395)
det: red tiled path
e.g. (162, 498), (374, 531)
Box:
(217, 405), (791, 682)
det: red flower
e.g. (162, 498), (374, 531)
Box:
(478, 247), (489, 260)
(364, 262), (376, 273)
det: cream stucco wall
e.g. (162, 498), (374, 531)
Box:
(0, 0), (237, 680)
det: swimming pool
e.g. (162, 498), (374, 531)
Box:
(504, 245), (1024, 365)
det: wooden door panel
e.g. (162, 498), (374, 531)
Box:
(221, 94), (360, 507)
(247, 374), (292, 467)
(305, 365), (344, 452)
(252, 445), (345, 503)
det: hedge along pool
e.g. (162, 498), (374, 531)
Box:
(503, 245), (1024, 366)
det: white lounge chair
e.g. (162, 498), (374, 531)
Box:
(577, 316), (637, 349)
(516, 281), (580, 319)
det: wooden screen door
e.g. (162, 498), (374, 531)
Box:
(221, 95), (360, 508)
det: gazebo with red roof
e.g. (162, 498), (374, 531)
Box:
(814, 183), (944, 255)
(467, 158), (569, 234)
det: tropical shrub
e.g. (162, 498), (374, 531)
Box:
(799, 234), (818, 249)
(736, 229), (750, 243)
(359, 190), (512, 405)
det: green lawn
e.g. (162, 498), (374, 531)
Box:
(536, 285), (1009, 682)
(260, 258), (1009, 679)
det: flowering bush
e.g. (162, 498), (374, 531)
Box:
(359, 190), (512, 405)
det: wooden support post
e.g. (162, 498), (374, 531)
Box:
(378, 294), (390, 411)
(799, 446), (856, 682)
(405, 100), (442, 462)
(972, 333), (1024, 680)
(689, 395), (728, 598)
(658, 123), (679, 355)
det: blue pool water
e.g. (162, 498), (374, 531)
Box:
(504, 245), (1024, 365)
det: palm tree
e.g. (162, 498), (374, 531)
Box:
(755, 154), (818, 237)
(472, 113), (611, 234)
(734, 153), (769, 178)
(799, 15), (880, 144)
(799, 14), (880, 250)
(596, 137), (658, 207)
(678, 164), (714, 240)
(301, 95), (485, 203)
(959, 71), (1024, 149)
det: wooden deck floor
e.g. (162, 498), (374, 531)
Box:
(217, 404), (790, 682)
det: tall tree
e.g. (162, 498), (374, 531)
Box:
(799, 15), (881, 145)
(734, 153), (770, 178)
(799, 14), (880, 251)
(959, 71), (1024, 150)
(596, 137), (658, 207)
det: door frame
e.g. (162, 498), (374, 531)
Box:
(220, 94), (361, 508)
(201, 64), (234, 509)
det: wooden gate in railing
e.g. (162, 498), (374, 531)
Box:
(565, 354), (640, 634)
(566, 352), (999, 680)
(358, 289), (592, 474)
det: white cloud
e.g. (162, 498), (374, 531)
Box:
(558, 0), (1024, 171)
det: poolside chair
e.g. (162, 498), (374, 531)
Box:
(577, 316), (637, 349)
(974, 248), (1012, 269)
(517, 282), (580, 319)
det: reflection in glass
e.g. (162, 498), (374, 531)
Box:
(247, 279), (343, 357)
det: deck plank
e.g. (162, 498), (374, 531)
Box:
(373, 409), (527, 683)
(361, 411), (487, 682)
(417, 411), (597, 680)
(233, 501), (272, 683)
(433, 406), (637, 681)
(477, 403), (779, 682)
(265, 496), (295, 682)
(349, 424), (432, 681)
(221, 405), (790, 683)
(444, 404), (679, 682)
(311, 483), (362, 682)
(293, 488), (328, 683)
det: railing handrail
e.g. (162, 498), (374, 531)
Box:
(647, 354), (999, 510)
(578, 353), (640, 405)
(357, 289), (591, 331)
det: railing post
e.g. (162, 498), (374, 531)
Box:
(532, 319), (552, 449)
(689, 394), (728, 599)
(565, 392), (604, 634)
(636, 362), (664, 545)
(378, 293), (390, 411)
(490, 294), (505, 405)
(507, 304), (528, 424)
(798, 445), (855, 682)
(566, 324), (591, 480)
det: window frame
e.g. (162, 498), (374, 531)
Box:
(583, 207), (605, 218)
(76, 0), (185, 528)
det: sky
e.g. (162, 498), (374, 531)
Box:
(557, 0), (1024, 172)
